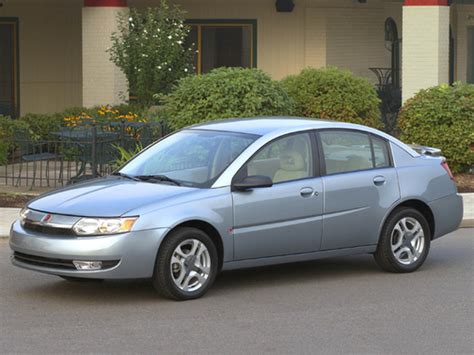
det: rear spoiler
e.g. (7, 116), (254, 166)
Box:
(407, 144), (442, 157)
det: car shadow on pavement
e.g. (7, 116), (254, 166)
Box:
(212, 254), (381, 293)
(19, 254), (381, 303)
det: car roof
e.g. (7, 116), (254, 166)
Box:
(189, 116), (335, 136)
(189, 116), (420, 158)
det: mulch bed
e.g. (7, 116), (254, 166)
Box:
(0, 194), (37, 208)
(455, 173), (474, 193)
(0, 173), (472, 208)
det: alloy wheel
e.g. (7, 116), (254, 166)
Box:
(170, 239), (211, 293)
(390, 217), (425, 265)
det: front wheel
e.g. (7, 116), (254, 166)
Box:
(152, 227), (218, 300)
(374, 207), (431, 273)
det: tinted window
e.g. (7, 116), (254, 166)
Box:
(320, 131), (373, 174)
(240, 133), (313, 183)
(372, 136), (391, 168)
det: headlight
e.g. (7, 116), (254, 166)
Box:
(72, 217), (138, 236)
(19, 208), (30, 225)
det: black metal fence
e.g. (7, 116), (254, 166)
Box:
(0, 120), (168, 189)
(369, 67), (402, 136)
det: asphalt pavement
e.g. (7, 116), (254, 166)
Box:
(0, 229), (472, 354)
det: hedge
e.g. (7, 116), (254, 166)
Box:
(163, 67), (294, 129)
(398, 82), (474, 173)
(281, 67), (382, 128)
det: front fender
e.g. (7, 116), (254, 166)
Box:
(132, 188), (233, 262)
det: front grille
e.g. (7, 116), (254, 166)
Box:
(13, 252), (119, 270)
(23, 222), (74, 236)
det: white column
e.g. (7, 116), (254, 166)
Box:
(402, 0), (450, 103)
(82, 0), (128, 107)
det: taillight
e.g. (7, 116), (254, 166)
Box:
(441, 160), (455, 181)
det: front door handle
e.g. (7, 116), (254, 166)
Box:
(300, 187), (314, 197)
(373, 175), (386, 186)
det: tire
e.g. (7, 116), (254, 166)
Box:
(152, 227), (218, 300)
(59, 276), (104, 282)
(374, 207), (431, 273)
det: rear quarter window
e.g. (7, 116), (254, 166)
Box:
(371, 136), (391, 168)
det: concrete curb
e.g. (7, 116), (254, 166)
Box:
(1, 193), (473, 238)
(460, 219), (474, 228)
(0, 208), (20, 239)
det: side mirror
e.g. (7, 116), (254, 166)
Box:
(232, 175), (273, 191)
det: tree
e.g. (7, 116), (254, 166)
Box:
(109, 1), (194, 105)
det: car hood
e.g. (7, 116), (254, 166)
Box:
(27, 176), (197, 217)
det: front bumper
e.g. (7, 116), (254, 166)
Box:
(9, 220), (169, 279)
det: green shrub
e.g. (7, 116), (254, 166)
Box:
(0, 115), (31, 139)
(398, 82), (474, 173)
(0, 141), (7, 165)
(109, 2), (194, 105)
(163, 67), (293, 129)
(19, 113), (63, 140)
(281, 67), (382, 128)
(0, 115), (31, 165)
(113, 143), (143, 168)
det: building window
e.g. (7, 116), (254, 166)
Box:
(186, 20), (257, 74)
(0, 18), (19, 118)
(468, 26), (474, 84)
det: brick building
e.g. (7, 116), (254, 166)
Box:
(0, 0), (473, 117)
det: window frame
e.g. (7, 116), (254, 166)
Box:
(185, 19), (258, 74)
(314, 128), (394, 177)
(232, 130), (320, 187)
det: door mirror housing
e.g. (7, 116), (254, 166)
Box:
(232, 175), (273, 191)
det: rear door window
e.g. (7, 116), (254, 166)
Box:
(319, 130), (373, 174)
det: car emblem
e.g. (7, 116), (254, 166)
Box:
(41, 214), (52, 223)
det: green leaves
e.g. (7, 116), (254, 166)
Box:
(281, 67), (382, 129)
(163, 68), (294, 129)
(109, 1), (194, 105)
(398, 82), (474, 173)
(113, 143), (143, 168)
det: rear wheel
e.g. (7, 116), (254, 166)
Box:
(152, 227), (218, 300)
(374, 207), (431, 273)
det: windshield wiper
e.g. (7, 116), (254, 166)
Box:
(135, 175), (182, 186)
(111, 172), (140, 181)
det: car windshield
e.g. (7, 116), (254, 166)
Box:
(118, 129), (258, 188)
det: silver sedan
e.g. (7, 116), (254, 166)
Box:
(10, 118), (463, 300)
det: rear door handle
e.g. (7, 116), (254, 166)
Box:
(373, 176), (386, 186)
(300, 187), (315, 197)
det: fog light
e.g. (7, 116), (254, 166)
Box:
(73, 260), (102, 270)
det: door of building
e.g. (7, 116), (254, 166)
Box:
(0, 19), (18, 118)
(468, 27), (474, 84)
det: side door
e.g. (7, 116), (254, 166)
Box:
(317, 129), (400, 250)
(232, 131), (323, 260)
